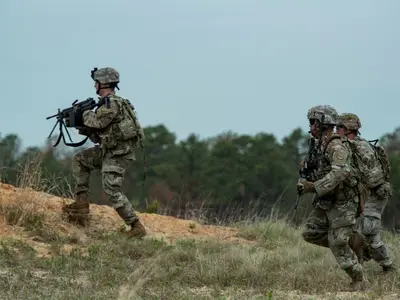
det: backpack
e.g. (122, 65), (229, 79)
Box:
(368, 139), (391, 182)
(347, 137), (390, 189)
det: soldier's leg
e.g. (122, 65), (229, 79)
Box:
(302, 207), (329, 247)
(361, 215), (393, 270)
(328, 199), (365, 289)
(102, 155), (146, 237)
(329, 226), (363, 278)
(348, 216), (372, 264)
(63, 146), (102, 214)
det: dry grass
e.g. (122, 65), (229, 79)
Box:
(0, 160), (398, 299)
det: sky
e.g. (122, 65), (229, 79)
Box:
(2, 0), (400, 150)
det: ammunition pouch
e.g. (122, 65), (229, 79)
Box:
(314, 181), (359, 210)
(335, 183), (358, 203)
(118, 118), (137, 140)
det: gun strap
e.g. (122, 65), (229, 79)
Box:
(64, 136), (90, 147)
(53, 129), (89, 148)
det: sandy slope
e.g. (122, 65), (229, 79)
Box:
(0, 183), (252, 256)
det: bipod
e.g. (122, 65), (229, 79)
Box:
(47, 111), (89, 148)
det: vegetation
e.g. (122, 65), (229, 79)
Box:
(1, 124), (400, 229)
(0, 217), (398, 299)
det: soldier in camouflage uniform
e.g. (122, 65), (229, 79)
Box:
(62, 67), (146, 238)
(298, 105), (366, 291)
(337, 113), (395, 272)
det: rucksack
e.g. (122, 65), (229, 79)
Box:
(348, 137), (390, 188)
(368, 139), (391, 182)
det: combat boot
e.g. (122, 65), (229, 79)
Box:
(123, 219), (147, 238)
(349, 277), (368, 292)
(346, 265), (368, 291)
(62, 193), (90, 214)
(62, 193), (90, 226)
(382, 264), (396, 273)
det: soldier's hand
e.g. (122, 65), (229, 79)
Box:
(297, 179), (315, 194)
(76, 127), (89, 136)
(299, 159), (305, 170)
(89, 133), (100, 144)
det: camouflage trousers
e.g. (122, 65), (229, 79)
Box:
(357, 194), (392, 267)
(302, 199), (363, 279)
(72, 146), (139, 225)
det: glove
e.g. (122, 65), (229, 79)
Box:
(76, 126), (89, 136)
(299, 159), (305, 170)
(76, 127), (100, 144)
(88, 133), (100, 144)
(297, 179), (315, 194)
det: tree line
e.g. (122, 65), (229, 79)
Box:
(1, 124), (400, 230)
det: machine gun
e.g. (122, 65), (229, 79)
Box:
(295, 137), (318, 209)
(46, 98), (99, 147)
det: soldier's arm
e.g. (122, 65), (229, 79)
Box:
(314, 140), (351, 197)
(82, 100), (119, 129)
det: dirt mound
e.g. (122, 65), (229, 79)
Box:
(0, 183), (250, 256)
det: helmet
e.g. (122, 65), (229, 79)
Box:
(307, 105), (338, 125)
(91, 67), (119, 84)
(337, 113), (361, 131)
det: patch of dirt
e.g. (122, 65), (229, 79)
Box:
(139, 213), (253, 245)
(0, 183), (253, 256)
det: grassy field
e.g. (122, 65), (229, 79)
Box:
(0, 210), (399, 300)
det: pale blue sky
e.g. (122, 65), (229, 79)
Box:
(2, 1), (400, 149)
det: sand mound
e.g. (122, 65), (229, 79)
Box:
(0, 183), (251, 256)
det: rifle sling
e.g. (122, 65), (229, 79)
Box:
(53, 129), (89, 148)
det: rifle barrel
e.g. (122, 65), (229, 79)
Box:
(46, 114), (59, 120)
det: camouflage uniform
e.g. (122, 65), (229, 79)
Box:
(338, 113), (394, 271)
(62, 67), (146, 238)
(299, 105), (365, 289)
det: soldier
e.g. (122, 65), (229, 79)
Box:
(62, 67), (147, 238)
(337, 113), (395, 272)
(298, 105), (366, 290)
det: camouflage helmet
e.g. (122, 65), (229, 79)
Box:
(307, 105), (338, 125)
(337, 113), (361, 131)
(91, 67), (119, 84)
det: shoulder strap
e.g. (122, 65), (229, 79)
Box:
(368, 139), (379, 146)
(322, 133), (342, 154)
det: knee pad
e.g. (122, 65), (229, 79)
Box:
(328, 227), (352, 247)
(361, 216), (381, 236)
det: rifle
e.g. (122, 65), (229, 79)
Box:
(46, 98), (100, 147)
(295, 137), (318, 209)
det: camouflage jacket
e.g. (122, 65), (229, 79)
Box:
(82, 94), (145, 157)
(312, 133), (359, 207)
